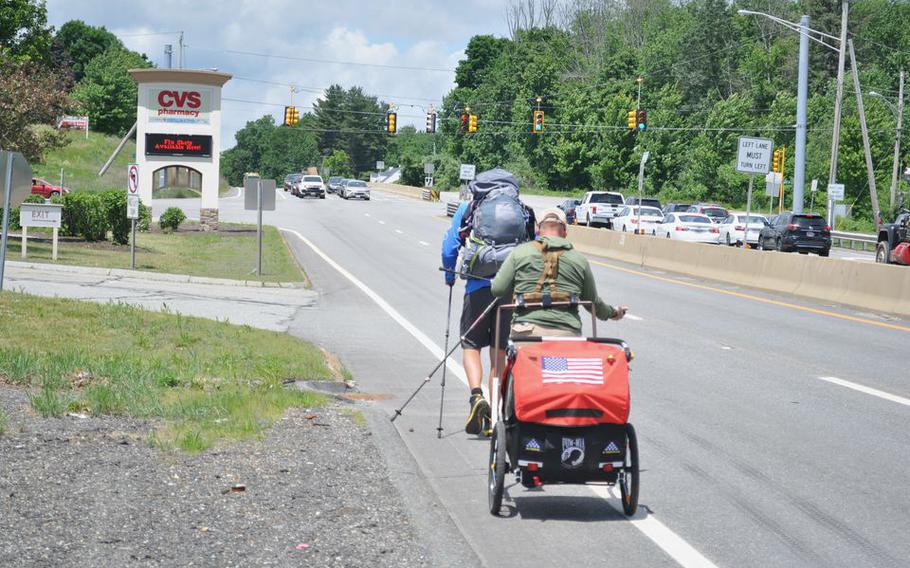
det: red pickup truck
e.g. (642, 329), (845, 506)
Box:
(31, 178), (70, 199)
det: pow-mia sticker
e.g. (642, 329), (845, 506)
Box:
(524, 438), (542, 452)
(602, 441), (621, 455)
(561, 437), (585, 469)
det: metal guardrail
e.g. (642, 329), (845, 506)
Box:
(831, 230), (877, 252)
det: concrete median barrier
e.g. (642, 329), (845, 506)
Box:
(567, 225), (910, 317)
(369, 182), (424, 200)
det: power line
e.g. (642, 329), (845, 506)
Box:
(230, 76), (443, 104)
(187, 45), (456, 73)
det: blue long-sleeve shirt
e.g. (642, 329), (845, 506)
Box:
(441, 201), (490, 293)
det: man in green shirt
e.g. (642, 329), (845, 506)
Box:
(490, 208), (627, 338)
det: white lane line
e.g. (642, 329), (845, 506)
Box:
(625, 314), (643, 321)
(818, 376), (910, 407)
(590, 486), (720, 568)
(418, 240), (429, 247)
(364, 213), (371, 217)
(395, 229), (404, 235)
(282, 227), (714, 568)
(278, 190), (287, 200)
(379, 220), (386, 225)
(281, 229), (466, 385)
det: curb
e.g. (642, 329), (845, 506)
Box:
(5, 261), (303, 289)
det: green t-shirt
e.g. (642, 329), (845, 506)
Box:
(490, 236), (615, 332)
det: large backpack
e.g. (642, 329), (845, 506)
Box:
(460, 183), (531, 279)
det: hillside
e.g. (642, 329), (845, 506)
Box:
(32, 130), (229, 195)
(31, 130), (136, 192)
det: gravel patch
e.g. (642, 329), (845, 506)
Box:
(0, 386), (428, 567)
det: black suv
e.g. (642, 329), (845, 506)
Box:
(758, 212), (831, 256)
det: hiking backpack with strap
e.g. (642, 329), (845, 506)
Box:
(459, 185), (531, 279)
(514, 240), (575, 308)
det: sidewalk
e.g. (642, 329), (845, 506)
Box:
(2, 262), (316, 332)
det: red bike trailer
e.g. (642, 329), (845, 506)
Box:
(487, 301), (639, 517)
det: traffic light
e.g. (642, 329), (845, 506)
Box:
(627, 109), (637, 130)
(636, 109), (647, 131)
(468, 114), (478, 133)
(387, 112), (397, 135)
(772, 149), (781, 173)
(284, 106), (299, 126)
(533, 110), (545, 133)
(426, 112), (437, 133)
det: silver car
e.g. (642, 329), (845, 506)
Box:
(342, 180), (370, 200)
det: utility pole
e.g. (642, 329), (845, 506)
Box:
(178, 31), (184, 69)
(848, 39), (882, 230)
(164, 44), (173, 69)
(636, 76), (643, 109)
(827, 0), (849, 228)
(793, 14), (810, 214)
(890, 70), (905, 211)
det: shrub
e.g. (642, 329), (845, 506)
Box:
(138, 202), (151, 232)
(61, 192), (107, 241)
(23, 194), (46, 204)
(0, 208), (21, 231)
(159, 207), (186, 233)
(100, 190), (132, 245)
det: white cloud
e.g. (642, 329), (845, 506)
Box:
(44, 0), (511, 146)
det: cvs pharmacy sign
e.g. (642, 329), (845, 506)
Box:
(157, 90), (202, 109)
(148, 86), (211, 125)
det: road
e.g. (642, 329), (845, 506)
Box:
(152, 188), (909, 568)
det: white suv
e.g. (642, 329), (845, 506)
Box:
(295, 175), (325, 199)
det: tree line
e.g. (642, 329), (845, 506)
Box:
(1, 0), (152, 161)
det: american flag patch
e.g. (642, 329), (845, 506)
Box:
(541, 356), (603, 385)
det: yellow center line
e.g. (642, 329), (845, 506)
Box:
(589, 258), (910, 333)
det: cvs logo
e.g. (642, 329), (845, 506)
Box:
(157, 90), (202, 109)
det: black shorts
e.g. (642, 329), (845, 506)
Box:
(460, 287), (511, 350)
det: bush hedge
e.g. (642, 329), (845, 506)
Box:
(159, 207), (186, 233)
(60, 190), (152, 243)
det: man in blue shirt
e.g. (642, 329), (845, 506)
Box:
(441, 169), (535, 435)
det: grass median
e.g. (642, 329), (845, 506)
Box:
(0, 292), (331, 452)
(6, 223), (304, 283)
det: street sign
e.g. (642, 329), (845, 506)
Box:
(827, 183), (845, 201)
(20, 203), (62, 228)
(128, 163), (139, 195)
(127, 195), (140, 219)
(736, 137), (773, 175)
(376, 160), (385, 171)
(244, 177), (276, 211)
(810, 179), (818, 193)
(0, 151), (33, 208)
(765, 172), (782, 197)
(424, 162), (435, 174)
(459, 164), (476, 181)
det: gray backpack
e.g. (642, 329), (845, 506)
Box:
(460, 170), (530, 278)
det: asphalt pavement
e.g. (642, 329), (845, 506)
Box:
(183, 187), (909, 568)
(14, 188), (905, 567)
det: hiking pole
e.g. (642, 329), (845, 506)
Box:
(438, 267), (493, 281)
(436, 284), (454, 438)
(390, 296), (500, 423)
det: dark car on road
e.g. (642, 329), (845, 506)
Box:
(687, 203), (729, 224)
(625, 196), (663, 210)
(557, 199), (581, 224)
(283, 173), (302, 192)
(663, 203), (692, 214)
(327, 176), (345, 193)
(758, 212), (831, 256)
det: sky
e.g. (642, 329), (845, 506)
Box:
(45, 0), (512, 147)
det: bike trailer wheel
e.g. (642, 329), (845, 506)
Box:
(488, 421), (508, 516)
(620, 422), (639, 516)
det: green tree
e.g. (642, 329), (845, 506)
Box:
(323, 149), (353, 178)
(455, 35), (510, 89)
(312, 85), (387, 174)
(220, 115), (277, 186)
(260, 124), (320, 180)
(53, 20), (124, 82)
(0, 60), (69, 161)
(72, 48), (152, 135)
(0, 0), (53, 63)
